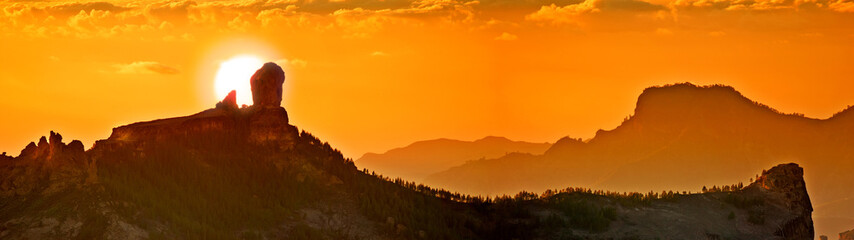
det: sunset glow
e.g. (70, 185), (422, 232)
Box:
(1, 0), (853, 237)
(214, 55), (265, 106)
(1, 0), (852, 160)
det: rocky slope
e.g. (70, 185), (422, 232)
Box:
(356, 136), (550, 182)
(0, 68), (816, 239)
(423, 83), (853, 237)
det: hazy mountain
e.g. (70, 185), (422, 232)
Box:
(355, 136), (551, 182)
(423, 82), (854, 237)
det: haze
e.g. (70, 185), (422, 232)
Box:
(1, 0), (853, 159)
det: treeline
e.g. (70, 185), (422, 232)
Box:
(701, 182), (745, 193)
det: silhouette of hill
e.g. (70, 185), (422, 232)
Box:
(356, 136), (551, 182)
(0, 69), (816, 239)
(423, 82), (854, 237)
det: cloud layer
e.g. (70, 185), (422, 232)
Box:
(2, 0), (851, 40)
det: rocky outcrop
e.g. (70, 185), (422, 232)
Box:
(749, 163), (814, 239)
(841, 228), (854, 240)
(250, 62), (285, 107)
(216, 90), (238, 110)
(100, 63), (296, 150)
(0, 131), (93, 196)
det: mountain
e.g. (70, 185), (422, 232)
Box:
(355, 136), (551, 182)
(423, 82), (854, 237)
(0, 67), (815, 239)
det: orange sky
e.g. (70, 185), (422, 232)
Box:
(1, 0), (853, 158)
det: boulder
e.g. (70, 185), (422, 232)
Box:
(250, 62), (285, 107)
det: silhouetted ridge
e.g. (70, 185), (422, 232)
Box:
(101, 63), (296, 151)
(356, 136), (551, 182)
(635, 83), (803, 118)
(830, 105), (854, 120)
(590, 82), (818, 143)
(544, 136), (584, 156)
(0, 73), (822, 239)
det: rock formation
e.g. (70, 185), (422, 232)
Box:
(841, 228), (854, 240)
(1, 131), (93, 196)
(749, 163), (814, 239)
(100, 62), (295, 150)
(215, 90), (238, 110)
(250, 62), (285, 107)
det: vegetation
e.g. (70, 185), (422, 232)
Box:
(4, 128), (772, 239)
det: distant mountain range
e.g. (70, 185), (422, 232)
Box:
(420, 82), (854, 237)
(355, 136), (551, 182)
(0, 65), (820, 239)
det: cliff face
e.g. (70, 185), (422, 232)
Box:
(102, 105), (296, 150)
(751, 163), (814, 239)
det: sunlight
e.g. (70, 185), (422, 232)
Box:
(214, 55), (265, 106)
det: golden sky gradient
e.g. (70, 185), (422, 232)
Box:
(1, 0), (853, 158)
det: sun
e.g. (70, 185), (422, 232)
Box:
(214, 55), (265, 106)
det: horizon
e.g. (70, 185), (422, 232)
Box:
(2, 0), (854, 159)
(1, 80), (851, 159)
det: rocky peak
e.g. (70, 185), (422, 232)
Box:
(3, 131), (92, 196)
(752, 163), (808, 194)
(18, 131), (86, 162)
(250, 62), (285, 107)
(748, 163), (814, 239)
(216, 90), (238, 110)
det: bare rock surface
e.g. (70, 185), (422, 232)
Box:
(250, 62), (285, 107)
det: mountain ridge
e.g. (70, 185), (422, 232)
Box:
(424, 82), (852, 237)
(356, 136), (551, 182)
(0, 69), (818, 239)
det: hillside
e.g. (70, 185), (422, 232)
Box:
(356, 137), (550, 182)
(423, 83), (854, 237)
(0, 66), (816, 239)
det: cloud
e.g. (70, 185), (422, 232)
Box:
(494, 32), (518, 40)
(828, 0), (854, 12)
(2, 0), (852, 39)
(114, 61), (180, 75)
(526, 0), (665, 25)
(46, 2), (130, 16)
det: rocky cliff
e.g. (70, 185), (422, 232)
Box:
(99, 63), (297, 151)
